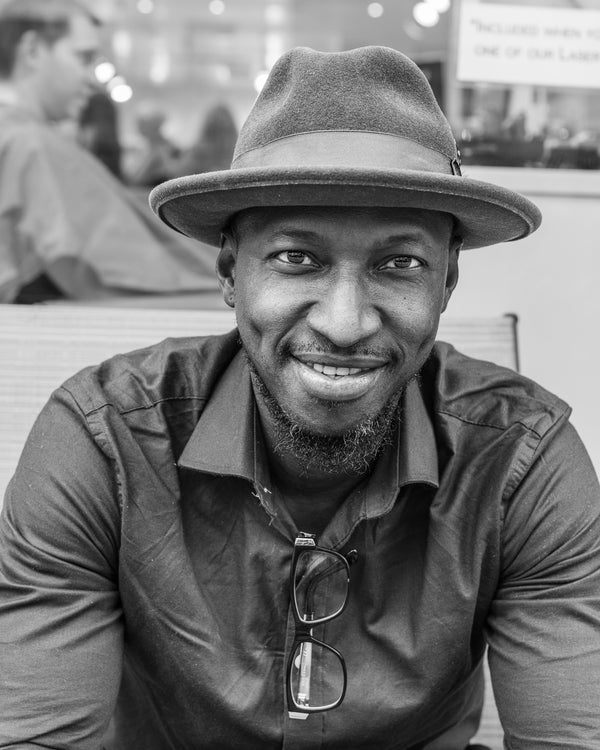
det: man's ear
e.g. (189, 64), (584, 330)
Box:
(216, 233), (237, 309)
(15, 30), (47, 72)
(442, 238), (461, 313)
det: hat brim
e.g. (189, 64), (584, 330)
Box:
(149, 167), (541, 250)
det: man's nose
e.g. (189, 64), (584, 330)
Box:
(305, 274), (382, 348)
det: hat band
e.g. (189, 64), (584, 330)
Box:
(232, 131), (457, 174)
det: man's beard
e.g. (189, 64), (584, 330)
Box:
(244, 352), (402, 476)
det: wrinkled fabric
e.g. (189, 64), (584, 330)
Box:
(1, 332), (599, 750)
(0, 104), (219, 302)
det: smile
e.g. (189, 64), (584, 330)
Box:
(309, 362), (366, 378)
(292, 356), (387, 402)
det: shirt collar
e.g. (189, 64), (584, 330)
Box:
(398, 377), (439, 489)
(178, 350), (255, 482)
(178, 354), (439, 490)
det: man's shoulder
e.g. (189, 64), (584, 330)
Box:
(0, 106), (69, 177)
(424, 341), (570, 441)
(0, 105), (49, 149)
(60, 329), (241, 418)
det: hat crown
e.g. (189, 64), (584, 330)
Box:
(233, 46), (458, 168)
(150, 45), (542, 251)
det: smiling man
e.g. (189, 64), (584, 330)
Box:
(1, 46), (599, 750)
(217, 205), (460, 532)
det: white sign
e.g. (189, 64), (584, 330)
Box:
(457, 2), (600, 89)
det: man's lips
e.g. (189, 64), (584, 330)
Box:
(309, 362), (364, 378)
(291, 353), (388, 400)
(294, 352), (389, 370)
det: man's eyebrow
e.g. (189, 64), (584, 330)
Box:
(259, 227), (440, 248)
(263, 228), (324, 243)
(370, 231), (435, 250)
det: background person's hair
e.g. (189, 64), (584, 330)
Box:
(0, 0), (99, 77)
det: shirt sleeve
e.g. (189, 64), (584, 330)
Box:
(486, 417), (600, 749)
(0, 387), (123, 749)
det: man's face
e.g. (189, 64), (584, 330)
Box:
(218, 205), (460, 439)
(33, 14), (100, 121)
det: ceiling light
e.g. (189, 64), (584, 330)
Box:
(413, 2), (439, 27)
(209, 0), (226, 15)
(110, 83), (133, 103)
(426, 0), (451, 12)
(136, 0), (154, 14)
(367, 3), (384, 18)
(107, 76), (133, 102)
(94, 61), (116, 84)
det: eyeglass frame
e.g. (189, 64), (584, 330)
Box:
(286, 534), (352, 715)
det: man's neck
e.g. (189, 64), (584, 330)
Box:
(0, 79), (45, 120)
(268, 447), (369, 537)
(0, 81), (19, 107)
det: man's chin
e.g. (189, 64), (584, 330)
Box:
(273, 397), (401, 476)
(245, 353), (402, 475)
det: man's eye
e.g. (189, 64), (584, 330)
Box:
(380, 256), (422, 270)
(275, 250), (315, 266)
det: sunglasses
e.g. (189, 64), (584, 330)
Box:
(287, 533), (357, 719)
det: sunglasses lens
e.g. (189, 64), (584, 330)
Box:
(289, 640), (345, 710)
(293, 549), (349, 621)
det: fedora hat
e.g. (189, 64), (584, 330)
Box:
(150, 46), (541, 250)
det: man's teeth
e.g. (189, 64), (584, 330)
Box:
(310, 362), (364, 377)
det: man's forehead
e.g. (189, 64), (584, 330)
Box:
(233, 205), (455, 239)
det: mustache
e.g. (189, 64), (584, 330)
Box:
(285, 340), (395, 360)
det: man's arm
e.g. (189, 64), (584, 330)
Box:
(0, 388), (123, 749)
(486, 418), (600, 748)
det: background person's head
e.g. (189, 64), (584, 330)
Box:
(135, 105), (168, 144)
(0, 0), (100, 122)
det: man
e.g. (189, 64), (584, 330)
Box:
(1, 46), (599, 749)
(0, 0), (218, 303)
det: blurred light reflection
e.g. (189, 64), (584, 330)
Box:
(367, 3), (384, 19)
(413, 2), (439, 27)
(95, 61), (116, 84)
(136, 0), (154, 14)
(209, 0), (226, 15)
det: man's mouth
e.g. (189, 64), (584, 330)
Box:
(308, 362), (366, 378)
(291, 354), (388, 401)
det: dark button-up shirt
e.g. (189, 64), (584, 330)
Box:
(1, 331), (599, 749)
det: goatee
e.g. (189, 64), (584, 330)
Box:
(244, 353), (402, 476)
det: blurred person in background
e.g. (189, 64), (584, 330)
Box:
(176, 103), (238, 176)
(127, 104), (181, 188)
(78, 86), (122, 179)
(0, 0), (219, 304)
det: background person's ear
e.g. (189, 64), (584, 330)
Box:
(216, 234), (237, 309)
(15, 30), (47, 72)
